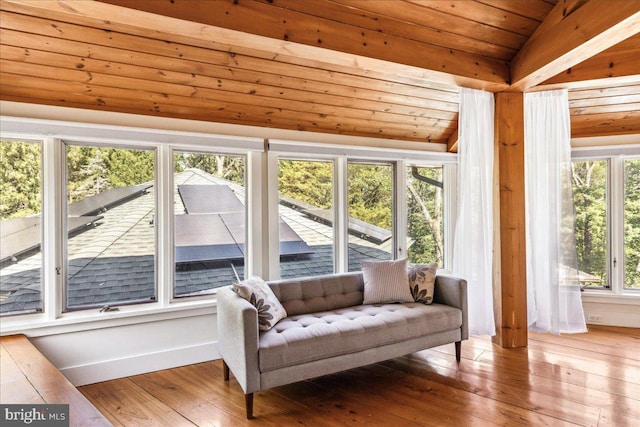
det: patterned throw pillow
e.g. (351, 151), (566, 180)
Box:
(232, 276), (287, 331)
(408, 263), (438, 304)
(361, 258), (414, 304)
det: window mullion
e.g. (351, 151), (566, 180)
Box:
(610, 156), (625, 294)
(395, 160), (407, 260)
(443, 163), (457, 271)
(335, 157), (348, 273)
(158, 145), (172, 306)
(42, 138), (64, 320)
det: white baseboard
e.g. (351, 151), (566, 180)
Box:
(61, 342), (221, 386)
(582, 301), (640, 328)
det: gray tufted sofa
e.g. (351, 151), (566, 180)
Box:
(217, 271), (468, 419)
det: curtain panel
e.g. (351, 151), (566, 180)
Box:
(525, 90), (587, 334)
(453, 88), (496, 337)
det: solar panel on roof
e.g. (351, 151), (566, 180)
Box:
(174, 185), (313, 263)
(178, 185), (243, 214)
(174, 214), (243, 263)
(68, 183), (151, 216)
(1, 216), (103, 263)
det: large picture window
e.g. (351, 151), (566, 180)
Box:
(173, 151), (246, 297)
(65, 144), (157, 310)
(0, 139), (43, 316)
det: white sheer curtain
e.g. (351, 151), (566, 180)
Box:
(525, 90), (587, 335)
(453, 88), (495, 337)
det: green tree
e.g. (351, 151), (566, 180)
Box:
(407, 167), (443, 265)
(624, 159), (640, 288)
(572, 161), (608, 286)
(278, 160), (333, 209)
(0, 140), (41, 220)
(348, 163), (393, 230)
(66, 146), (154, 202)
(182, 153), (244, 184)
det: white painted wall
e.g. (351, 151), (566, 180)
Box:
(29, 311), (219, 386)
(582, 295), (640, 329)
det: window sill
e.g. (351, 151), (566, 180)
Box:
(0, 298), (218, 338)
(581, 291), (640, 306)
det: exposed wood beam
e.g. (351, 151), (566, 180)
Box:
(447, 129), (458, 153)
(536, 35), (640, 90)
(510, 0), (640, 90)
(90, 0), (509, 91)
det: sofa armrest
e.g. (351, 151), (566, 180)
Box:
(217, 287), (261, 394)
(433, 275), (468, 340)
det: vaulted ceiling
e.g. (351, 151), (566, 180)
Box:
(0, 0), (638, 149)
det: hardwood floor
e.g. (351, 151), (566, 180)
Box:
(79, 325), (640, 426)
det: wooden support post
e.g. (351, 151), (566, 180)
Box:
(493, 92), (528, 348)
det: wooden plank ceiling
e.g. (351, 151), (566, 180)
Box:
(0, 0), (638, 147)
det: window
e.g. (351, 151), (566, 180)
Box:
(572, 160), (609, 288)
(0, 139), (43, 316)
(173, 151), (246, 297)
(624, 158), (640, 289)
(572, 155), (640, 293)
(407, 165), (445, 266)
(0, 119), (457, 322)
(278, 159), (335, 279)
(347, 162), (394, 271)
(65, 144), (157, 310)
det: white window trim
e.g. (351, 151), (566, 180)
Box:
(572, 146), (640, 300)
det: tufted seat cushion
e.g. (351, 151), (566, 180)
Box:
(258, 302), (462, 372)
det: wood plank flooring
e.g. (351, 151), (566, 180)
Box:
(79, 325), (640, 426)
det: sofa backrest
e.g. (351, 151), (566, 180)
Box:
(268, 272), (364, 316)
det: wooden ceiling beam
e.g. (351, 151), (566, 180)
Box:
(89, 0), (509, 91)
(536, 35), (640, 90)
(447, 129), (459, 153)
(510, 0), (640, 91)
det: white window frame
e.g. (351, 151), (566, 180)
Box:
(572, 145), (640, 303)
(267, 138), (458, 278)
(61, 139), (160, 312)
(0, 117), (262, 335)
(168, 146), (250, 301)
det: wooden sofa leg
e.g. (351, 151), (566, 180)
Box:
(455, 341), (461, 362)
(222, 360), (230, 381)
(245, 393), (254, 419)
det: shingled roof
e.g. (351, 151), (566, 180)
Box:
(0, 169), (391, 314)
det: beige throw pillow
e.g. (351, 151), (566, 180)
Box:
(408, 263), (438, 304)
(361, 258), (414, 304)
(233, 276), (287, 331)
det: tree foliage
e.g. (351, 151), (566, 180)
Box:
(624, 159), (640, 287)
(66, 145), (154, 202)
(347, 163), (393, 229)
(407, 167), (443, 265)
(572, 161), (608, 286)
(278, 160), (333, 209)
(0, 140), (42, 220)
(179, 153), (244, 184)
